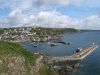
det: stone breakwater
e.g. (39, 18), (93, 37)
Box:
(44, 44), (98, 64)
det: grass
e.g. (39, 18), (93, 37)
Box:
(0, 41), (59, 75)
(0, 41), (38, 65)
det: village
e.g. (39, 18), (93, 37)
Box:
(0, 27), (57, 42)
(0, 27), (72, 43)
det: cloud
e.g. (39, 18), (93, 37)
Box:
(8, 9), (29, 25)
(35, 0), (70, 6)
(24, 11), (73, 28)
(1, 0), (99, 10)
(0, 0), (100, 29)
(78, 15), (100, 30)
(0, 9), (29, 27)
(34, 11), (72, 27)
(0, 10), (100, 30)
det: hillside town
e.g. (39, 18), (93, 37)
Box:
(0, 27), (77, 43)
(0, 27), (32, 42)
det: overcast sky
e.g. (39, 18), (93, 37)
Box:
(0, 0), (100, 29)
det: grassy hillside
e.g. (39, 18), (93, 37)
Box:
(0, 41), (37, 64)
(31, 27), (78, 36)
(0, 41), (38, 75)
(0, 41), (58, 75)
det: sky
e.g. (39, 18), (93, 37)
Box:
(0, 0), (100, 30)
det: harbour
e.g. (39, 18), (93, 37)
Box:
(22, 31), (100, 75)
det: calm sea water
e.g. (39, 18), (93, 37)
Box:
(22, 31), (100, 75)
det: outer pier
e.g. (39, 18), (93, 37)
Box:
(44, 44), (98, 63)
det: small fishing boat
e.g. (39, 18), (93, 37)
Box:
(76, 48), (82, 53)
(33, 44), (38, 47)
(31, 42), (38, 47)
(50, 43), (57, 46)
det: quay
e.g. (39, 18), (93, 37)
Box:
(44, 44), (98, 64)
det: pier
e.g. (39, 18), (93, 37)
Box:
(44, 44), (98, 64)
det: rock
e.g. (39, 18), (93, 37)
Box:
(72, 63), (81, 68)
(61, 65), (73, 72)
(65, 65), (73, 72)
(53, 66), (61, 70)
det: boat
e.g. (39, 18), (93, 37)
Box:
(30, 42), (33, 44)
(57, 41), (67, 44)
(57, 41), (71, 45)
(76, 48), (82, 53)
(33, 44), (38, 47)
(48, 42), (50, 44)
(31, 42), (38, 47)
(50, 43), (57, 46)
(66, 42), (71, 45)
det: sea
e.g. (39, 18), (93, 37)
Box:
(22, 31), (100, 75)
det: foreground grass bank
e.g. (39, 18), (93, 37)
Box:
(0, 41), (58, 75)
(0, 41), (37, 64)
(0, 41), (38, 75)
